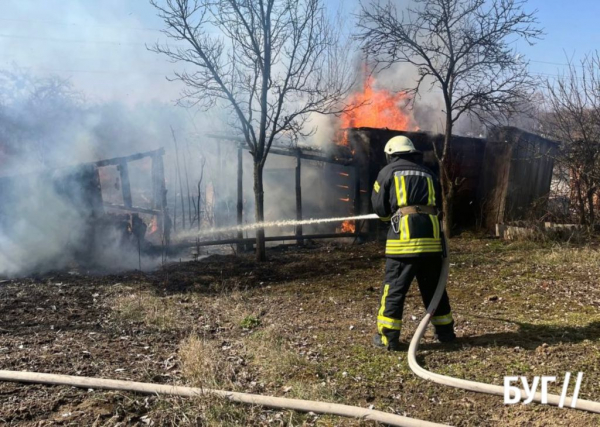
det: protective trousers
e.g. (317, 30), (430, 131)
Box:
(377, 256), (454, 345)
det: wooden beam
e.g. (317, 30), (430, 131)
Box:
(117, 162), (132, 208)
(92, 148), (165, 168)
(172, 233), (359, 248)
(103, 202), (161, 216)
(205, 133), (353, 165)
(353, 164), (361, 234)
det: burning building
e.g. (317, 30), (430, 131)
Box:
(324, 73), (558, 236)
(346, 126), (558, 237)
(202, 119), (557, 250)
(0, 149), (169, 276)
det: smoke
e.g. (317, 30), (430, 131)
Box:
(0, 1), (184, 104)
(0, 1), (376, 277)
(0, 68), (207, 277)
(0, 171), (89, 275)
(0, 65), (356, 276)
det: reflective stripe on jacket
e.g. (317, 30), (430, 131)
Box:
(371, 157), (443, 257)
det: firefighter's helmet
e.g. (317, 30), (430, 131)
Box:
(384, 136), (420, 155)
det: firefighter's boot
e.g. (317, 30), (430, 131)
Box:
(372, 330), (405, 352)
(433, 320), (456, 343)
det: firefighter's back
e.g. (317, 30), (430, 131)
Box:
(375, 156), (442, 257)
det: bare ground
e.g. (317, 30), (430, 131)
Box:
(1, 236), (600, 426)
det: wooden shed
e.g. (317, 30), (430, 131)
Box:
(480, 127), (558, 230)
(347, 126), (557, 235)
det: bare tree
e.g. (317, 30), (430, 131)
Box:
(544, 53), (600, 227)
(150, 0), (355, 261)
(357, 0), (542, 234)
(0, 69), (85, 167)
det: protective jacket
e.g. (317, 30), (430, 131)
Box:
(371, 156), (443, 257)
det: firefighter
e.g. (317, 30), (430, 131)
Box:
(371, 136), (455, 351)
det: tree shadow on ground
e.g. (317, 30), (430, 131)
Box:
(421, 317), (600, 353)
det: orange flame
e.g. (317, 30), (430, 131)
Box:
(148, 216), (159, 235)
(340, 220), (356, 233)
(337, 76), (415, 146)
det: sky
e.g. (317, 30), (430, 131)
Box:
(0, 0), (598, 105)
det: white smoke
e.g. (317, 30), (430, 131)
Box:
(0, 68), (210, 277)
(0, 1), (370, 277)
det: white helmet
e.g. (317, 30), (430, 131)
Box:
(384, 136), (420, 155)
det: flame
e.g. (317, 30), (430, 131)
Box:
(339, 197), (350, 202)
(340, 220), (356, 233)
(148, 216), (159, 235)
(337, 75), (415, 146)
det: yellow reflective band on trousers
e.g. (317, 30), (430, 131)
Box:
(378, 315), (402, 330)
(431, 312), (453, 326)
(374, 181), (380, 193)
(377, 284), (402, 335)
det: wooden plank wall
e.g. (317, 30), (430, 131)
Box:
(348, 126), (557, 234)
(488, 127), (557, 226)
(348, 127), (486, 234)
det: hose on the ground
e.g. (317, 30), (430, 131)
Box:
(0, 369), (446, 427)
(407, 236), (600, 413)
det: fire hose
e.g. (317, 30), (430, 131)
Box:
(0, 370), (445, 426)
(407, 235), (600, 413)
(2, 237), (600, 425)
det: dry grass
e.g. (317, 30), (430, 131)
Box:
(109, 285), (265, 334)
(531, 244), (600, 265)
(179, 335), (238, 389)
(178, 323), (338, 404)
(175, 326), (338, 425)
(110, 291), (181, 331)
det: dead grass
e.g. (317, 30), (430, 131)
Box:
(178, 324), (338, 404)
(244, 325), (334, 400)
(110, 291), (181, 331)
(531, 244), (600, 265)
(179, 335), (238, 389)
(140, 394), (271, 426)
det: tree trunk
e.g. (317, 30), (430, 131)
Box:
(441, 174), (454, 236)
(295, 153), (303, 246)
(253, 161), (266, 262)
(237, 146), (244, 253)
(440, 113), (454, 236)
(575, 178), (586, 225)
(587, 187), (596, 226)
